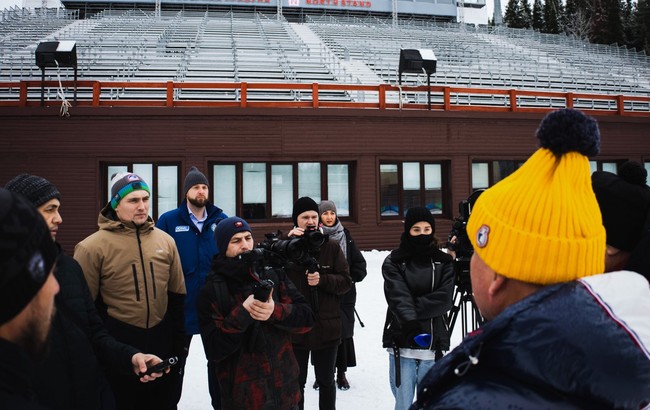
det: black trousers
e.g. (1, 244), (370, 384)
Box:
(171, 334), (221, 409)
(294, 345), (338, 410)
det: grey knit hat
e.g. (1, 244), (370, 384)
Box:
(319, 200), (337, 215)
(5, 174), (61, 208)
(184, 166), (209, 195)
(0, 188), (58, 325)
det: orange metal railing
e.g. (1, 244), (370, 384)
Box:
(0, 80), (649, 116)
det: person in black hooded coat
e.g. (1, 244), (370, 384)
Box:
(381, 206), (454, 410)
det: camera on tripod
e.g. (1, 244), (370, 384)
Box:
(446, 189), (485, 338)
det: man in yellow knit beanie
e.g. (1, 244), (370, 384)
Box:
(411, 109), (650, 409)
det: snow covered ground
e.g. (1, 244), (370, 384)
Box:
(179, 250), (468, 410)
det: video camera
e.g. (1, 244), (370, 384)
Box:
(446, 189), (484, 289)
(257, 227), (325, 272)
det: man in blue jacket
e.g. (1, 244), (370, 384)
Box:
(157, 166), (228, 409)
(411, 109), (650, 409)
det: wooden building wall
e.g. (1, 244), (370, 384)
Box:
(1, 106), (649, 254)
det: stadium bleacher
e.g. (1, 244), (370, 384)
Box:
(1, 7), (648, 110)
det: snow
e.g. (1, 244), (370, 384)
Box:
(179, 250), (467, 410)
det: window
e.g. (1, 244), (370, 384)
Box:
(379, 161), (447, 217)
(102, 162), (180, 219)
(472, 160), (524, 190)
(589, 160), (626, 174)
(212, 162), (353, 220)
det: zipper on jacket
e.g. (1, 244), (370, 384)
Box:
(136, 226), (152, 328)
(149, 262), (157, 299)
(131, 264), (141, 301)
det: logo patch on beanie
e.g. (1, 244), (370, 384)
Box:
(126, 174), (140, 181)
(476, 225), (490, 248)
(234, 221), (243, 228)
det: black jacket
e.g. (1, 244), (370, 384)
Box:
(285, 239), (352, 350)
(382, 247), (454, 352)
(340, 228), (367, 339)
(0, 339), (50, 410)
(33, 247), (139, 410)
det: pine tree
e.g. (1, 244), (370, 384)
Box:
(605, 0), (624, 44)
(532, 0), (545, 30)
(504, 0), (522, 27)
(521, 0), (534, 27)
(631, 0), (650, 53)
(544, 0), (563, 33)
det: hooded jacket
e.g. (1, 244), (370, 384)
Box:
(411, 271), (650, 410)
(74, 204), (186, 362)
(157, 199), (227, 335)
(198, 255), (314, 410)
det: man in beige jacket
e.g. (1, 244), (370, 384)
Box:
(74, 172), (186, 410)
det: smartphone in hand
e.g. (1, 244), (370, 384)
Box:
(139, 356), (178, 377)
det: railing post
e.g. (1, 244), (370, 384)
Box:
(443, 87), (450, 111)
(379, 84), (386, 109)
(565, 92), (574, 108)
(240, 83), (247, 108)
(19, 81), (27, 107)
(617, 95), (625, 116)
(312, 83), (318, 108)
(166, 81), (174, 107)
(509, 89), (517, 112)
(93, 81), (100, 107)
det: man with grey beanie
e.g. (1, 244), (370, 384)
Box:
(6, 173), (168, 410)
(157, 166), (227, 408)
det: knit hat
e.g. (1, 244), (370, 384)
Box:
(184, 166), (209, 195)
(319, 200), (337, 215)
(592, 161), (650, 252)
(214, 216), (252, 255)
(292, 197), (319, 226)
(467, 108), (606, 285)
(0, 188), (58, 325)
(5, 174), (61, 208)
(110, 173), (151, 209)
(404, 206), (435, 233)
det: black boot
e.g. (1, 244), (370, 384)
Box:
(336, 372), (350, 391)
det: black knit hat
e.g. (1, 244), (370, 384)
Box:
(292, 197), (319, 226)
(0, 188), (58, 325)
(592, 161), (650, 251)
(404, 206), (435, 233)
(184, 166), (209, 195)
(214, 216), (252, 255)
(5, 174), (61, 208)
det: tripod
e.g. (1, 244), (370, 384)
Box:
(447, 258), (484, 339)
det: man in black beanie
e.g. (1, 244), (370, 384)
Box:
(592, 161), (650, 278)
(6, 174), (167, 410)
(286, 196), (351, 410)
(157, 166), (228, 409)
(0, 187), (59, 409)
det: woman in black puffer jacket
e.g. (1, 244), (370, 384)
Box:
(381, 206), (454, 410)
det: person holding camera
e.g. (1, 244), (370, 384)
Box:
(198, 216), (315, 410)
(286, 197), (352, 410)
(318, 200), (367, 391)
(381, 206), (454, 410)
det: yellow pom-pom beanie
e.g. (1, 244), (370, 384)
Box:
(467, 109), (606, 285)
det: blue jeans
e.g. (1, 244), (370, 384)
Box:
(388, 354), (435, 410)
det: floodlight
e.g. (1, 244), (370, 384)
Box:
(398, 49), (437, 110)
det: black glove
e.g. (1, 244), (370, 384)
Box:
(400, 320), (424, 348)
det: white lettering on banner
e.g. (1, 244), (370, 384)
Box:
(305, 0), (371, 7)
(289, 0), (300, 5)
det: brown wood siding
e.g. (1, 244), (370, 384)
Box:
(1, 107), (648, 253)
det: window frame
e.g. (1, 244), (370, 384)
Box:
(378, 160), (450, 219)
(210, 161), (356, 222)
